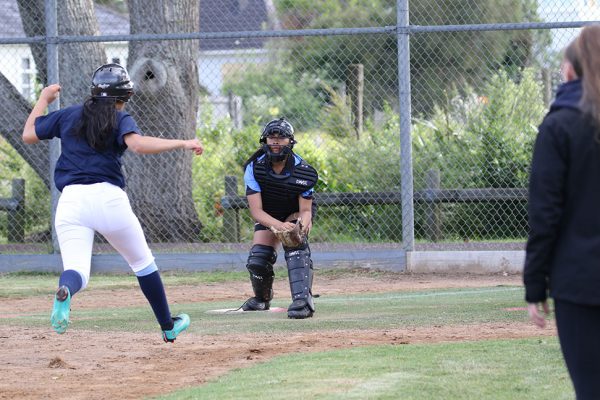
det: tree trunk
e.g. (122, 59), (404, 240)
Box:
(4, 0), (106, 189)
(0, 73), (50, 187)
(16, 0), (47, 86)
(4, 0), (201, 242)
(55, 0), (106, 106)
(125, 0), (201, 242)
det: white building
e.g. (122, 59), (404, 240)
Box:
(0, 1), (128, 100)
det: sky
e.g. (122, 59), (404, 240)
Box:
(537, 0), (600, 50)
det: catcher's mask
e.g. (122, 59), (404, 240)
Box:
(90, 63), (134, 102)
(260, 118), (296, 162)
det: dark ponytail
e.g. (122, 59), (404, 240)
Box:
(73, 97), (118, 151)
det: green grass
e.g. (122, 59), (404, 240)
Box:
(178, 286), (528, 335)
(0, 268), (402, 298)
(156, 338), (570, 400)
(1, 272), (570, 399)
(0, 270), (265, 298)
(6, 284), (529, 334)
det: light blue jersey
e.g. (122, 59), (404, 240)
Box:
(244, 154), (314, 198)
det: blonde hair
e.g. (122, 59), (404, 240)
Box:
(577, 25), (600, 127)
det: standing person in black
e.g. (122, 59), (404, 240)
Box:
(239, 118), (318, 319)
(524, 25), (600, 400)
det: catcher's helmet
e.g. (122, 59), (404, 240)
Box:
(90, 63), (134, 102)
(260, 118), (296, 162)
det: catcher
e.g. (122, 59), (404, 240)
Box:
(239, 117), (318, 319)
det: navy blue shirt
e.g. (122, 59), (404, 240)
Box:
(35, 104), (140, 191)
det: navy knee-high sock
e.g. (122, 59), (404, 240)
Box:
(136, 271), (173, 330)
(58, 270), (83, 297)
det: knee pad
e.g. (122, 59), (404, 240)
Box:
(285, 245), (314, 311)
(246, 244), (277, 301)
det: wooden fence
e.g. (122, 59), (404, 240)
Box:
(0, 179), (25, 242)
(220, 170), (528, 242)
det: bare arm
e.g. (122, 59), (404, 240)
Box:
(298, 196), (313, 234)
(247, 193), (296, 231)
(124, 133), (204, 155)
(22, 84), (61, 144)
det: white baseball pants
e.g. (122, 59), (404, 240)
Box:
(55, 182), (154, 289)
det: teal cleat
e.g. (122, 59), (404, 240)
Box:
(50, 286), (71, 334)
(162, 313), (190, 343)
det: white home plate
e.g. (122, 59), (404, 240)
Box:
(206, 307), (287, 314)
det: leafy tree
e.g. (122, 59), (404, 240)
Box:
(275, 0), (541, 116)
(222, 63), (327, 129)
(412, 68), (545, 240)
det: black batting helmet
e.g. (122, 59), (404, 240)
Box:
(90, 63), (134, 102)
(259, 118), (296, 162)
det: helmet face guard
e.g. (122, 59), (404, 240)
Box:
(90, 63), (134, 102)
(260, 118), (296, 162)
(261, 143), (293, 162)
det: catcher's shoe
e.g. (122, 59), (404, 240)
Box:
(50, 285), (71, 334)
(241, 297), (270, 311)
(287, 299), (314, 319)
(162, 313), (190, 343)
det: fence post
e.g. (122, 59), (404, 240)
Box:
(7, 179), (25, 243)
(398, 0), (415, 251)
(425, 169), (442, 242)
(46, 0), (61, 254)
(541, 68), (552, 107)
(228, 92), (243, 130)
(347, 63), (364, 139)
(223, 175), (240, 242)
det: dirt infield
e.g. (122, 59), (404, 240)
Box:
(0, 272), (556, 400)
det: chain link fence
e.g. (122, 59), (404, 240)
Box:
(0, 0), (597, 257)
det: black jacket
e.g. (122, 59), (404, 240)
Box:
(524, 79), (600, 305)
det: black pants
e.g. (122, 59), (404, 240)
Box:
(555, 299), (600, 400)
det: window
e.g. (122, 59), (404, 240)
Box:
(20, 57), (33, 99)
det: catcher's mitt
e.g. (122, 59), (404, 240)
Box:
(270, 219), (306, 248)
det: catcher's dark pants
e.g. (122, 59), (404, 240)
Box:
(254, 221), (300, 232)
(554, 299), (600, 400)
(254, 223), (271, 231)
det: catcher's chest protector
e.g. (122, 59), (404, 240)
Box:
(253, 159), (318, 218)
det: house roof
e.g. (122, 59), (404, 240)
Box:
(0, 0), (25, 38)
(199, 0), (272, 51)
(0, 1), (129, 38)
(0, 0), (273, 51)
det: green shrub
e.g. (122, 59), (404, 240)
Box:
(412, 68), (546, 240)
(222, 63), (332, 130)
(0, 137), (50, 243)
(192, 108), (262, 242)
